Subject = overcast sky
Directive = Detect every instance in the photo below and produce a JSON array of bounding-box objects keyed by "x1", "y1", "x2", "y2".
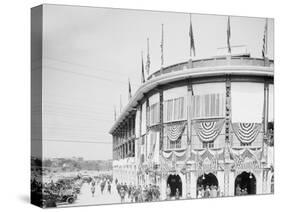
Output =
[{"x1": 42, "y1": 4, "x2": 274, "y2": 160}]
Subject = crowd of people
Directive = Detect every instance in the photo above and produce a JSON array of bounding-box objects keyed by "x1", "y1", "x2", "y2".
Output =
[
  {"x1": 115, "y1": 180, "x2": 161, "y2": 203},
  {"x1": 235, "y1": 185, "x2": 249, "y2": 196},
  {"x1": 90, "y1": 177, "x2": 112, "y2": 197},
  {"x1": 197, "y1": 185, "x2": 221, "y2": 198}
]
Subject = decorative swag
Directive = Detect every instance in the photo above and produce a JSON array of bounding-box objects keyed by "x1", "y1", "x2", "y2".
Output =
[
  {"x1": 162, "y1": 149, "x2": 187, "y2": 161},
  {"x1": 193, "y1": 119, "x2": 225, "y2": 143},
  {"x1": 166, "y1": 122, "x2": 186, "y2": 142},
  {"x1": 232, "y1": 123, "x2": 261, "y2": 144}
]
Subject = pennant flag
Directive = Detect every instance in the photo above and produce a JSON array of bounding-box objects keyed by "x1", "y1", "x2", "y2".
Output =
[
  {"x1": 262, "y1": 18, "x2": 268, "y2": 58},
  {"x1": 114, "y1": 106, "x2": 117, "y2": 121},
  {"x1": 227, "y1": 16, "x2": 231, "y2": 54},
  {"x1": 141, "y1": 51, "x2": 145, "y2": 83},
  {"x1": 128, "y1": 79, "x2": 132, "y2": 100},
  {"x1": 119, "y1": 95, "x2": 123, "y2": 113},
  {"x1": 189, "y1": 15, "x2": 196, "y2": 57},
  {"x1": 146, "y1": 38, "x2": 150, "y2": 76},
  {"x1": 160, "y1": 24, "x2": 164, "y2": 67}
]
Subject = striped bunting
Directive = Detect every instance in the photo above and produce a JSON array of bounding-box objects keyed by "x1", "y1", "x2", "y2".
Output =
[
  {"x1": 232, "y1": 123, "x2": 261, "y2": 144},
  {"x1": 167, "y1": 122, "x2": 186, "y2": 142},
  {"x1": 193, "y1": 119, "x2": 225, "y2": 143}
]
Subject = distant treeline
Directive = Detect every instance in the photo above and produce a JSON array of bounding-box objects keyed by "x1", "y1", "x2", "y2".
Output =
[{"x1": 41, "y1": 158, "x2": 112, "y2": 171}]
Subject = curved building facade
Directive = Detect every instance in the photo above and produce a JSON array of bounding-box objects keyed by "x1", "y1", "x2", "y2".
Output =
[{"x1": 109, "y1": 55, "x2": 274, "y2": 199}]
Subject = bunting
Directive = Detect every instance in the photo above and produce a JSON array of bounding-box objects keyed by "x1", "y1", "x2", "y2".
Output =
[
  {"x1": 193, "y1": 119, "x2": 225, "y2": 143},
  {"x1": 232, "y1": 123, "x2": 261, "y2": 144},
  {"x1": 167, "y1": 122, "x2": 186, "y2": 142}
]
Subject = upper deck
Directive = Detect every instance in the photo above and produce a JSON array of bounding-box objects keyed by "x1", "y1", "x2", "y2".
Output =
[{"x1": 109, "y1": 55, "x2": 274, "y2": 134}]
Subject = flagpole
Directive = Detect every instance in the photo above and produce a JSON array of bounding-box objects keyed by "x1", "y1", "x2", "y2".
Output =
[
  {"x1": 189, "y1": 14, "x2": 192, "y2": 59},
  {"x1": 160, "y1": 24, "x2": 164, "y2": 72}
]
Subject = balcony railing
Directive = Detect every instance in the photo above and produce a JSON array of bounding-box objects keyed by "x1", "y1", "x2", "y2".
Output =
[{"x1": 147, "y1": 56, "x2": 273, "y2": 80}]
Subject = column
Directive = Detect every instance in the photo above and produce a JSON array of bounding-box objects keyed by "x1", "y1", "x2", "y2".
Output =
[
  {"x1": 187, "y1": 81, "x2": 193, "y2": 154},
  {"x1": 224, "y1": 76, "x2": 232, "y2": 196},
  {"x1": 159, "y1": 88, "x2": 164, "y2": 150}
]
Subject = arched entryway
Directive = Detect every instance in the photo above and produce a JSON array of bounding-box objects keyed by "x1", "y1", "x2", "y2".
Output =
[
  {"x1": 235, "y1": 172, "x2": 256, "y2": 195},
  {"x1": 167, "y1": 174, "x2": 182, "y2": 197},
  {"x1": 197, "y1": 173, "x2": 219, "y2": 197},
  {"x1": 270, "y1": 175, "x2": 274, "y2": 193}
]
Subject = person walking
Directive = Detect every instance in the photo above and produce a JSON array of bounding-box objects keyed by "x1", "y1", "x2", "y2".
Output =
[
  {"x1": 91, "y1": 185, "x2": 95, "y2": 197},
  {"x1": 120, "y1": 187, "x2": 126, "y2": 203},
  {"x1": 107, "y1": 182, "x2": 111, "y2": 194},
  {"x1": 175, "y1": 188, "x2": 180, "y2": 200}
]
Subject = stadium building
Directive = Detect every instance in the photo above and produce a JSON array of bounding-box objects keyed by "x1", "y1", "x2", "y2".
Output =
[{"x1": 109, "y1": 22, "x2": 274, "y2": 200}]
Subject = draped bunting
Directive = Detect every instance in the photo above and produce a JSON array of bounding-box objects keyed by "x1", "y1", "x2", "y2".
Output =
[
  {"x1": 232, "y1": 123, "x2": 261, "y2": 144},
  {"x1": 193, "y1": 119, "x2": 225, "y2": 142},
  {"x1": 162, "y1": 150, "x2": 173, "y2": 159},
  {"x1": 167, "y1": 122, "x2": 186, "y2": 142},
  {"x1": 231, "y1": 148, "x2": 261, "y2": 171}
]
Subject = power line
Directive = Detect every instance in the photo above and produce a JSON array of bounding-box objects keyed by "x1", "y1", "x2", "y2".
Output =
[
  {"x1": 42, "y1": 138, "x2": 112, "y2": 144},
  {"x1": 44, "y1": 57, "x2": 131, "y2": 77},
  {"x1": 44, "y1": 65, "x2": 141, "y2": 87},
  {"x1": 43, "y1": 110, "x2": 114, "y2": 123}
]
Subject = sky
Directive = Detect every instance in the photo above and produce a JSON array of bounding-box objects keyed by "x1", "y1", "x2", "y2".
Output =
[{"x1": 41, "y1": 4, "x2": 274, "y2": 160}]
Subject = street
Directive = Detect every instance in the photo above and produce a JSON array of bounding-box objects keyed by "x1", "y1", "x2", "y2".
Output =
[{"x1": 58, "y1": 182, "x2": 128, "y2": 207}]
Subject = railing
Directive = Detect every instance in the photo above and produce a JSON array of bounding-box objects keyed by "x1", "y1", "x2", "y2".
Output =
[{"x1": 147, "y1": 56, "x2": 273, "y2": 80}]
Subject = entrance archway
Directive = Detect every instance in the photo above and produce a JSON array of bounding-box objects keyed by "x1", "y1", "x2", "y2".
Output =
[
  {"x1": 235, "y1": 172, "x2": 256, "y2": 195},
  {"x1": 167, "y1": 174, "x2": 182, "y2": 197},
  {"x1": 197, "y1": 173, "x2": 218, "y2": 197},
  {"x1": 270, "y1": 175, "x2": 274, "y2": 193}
]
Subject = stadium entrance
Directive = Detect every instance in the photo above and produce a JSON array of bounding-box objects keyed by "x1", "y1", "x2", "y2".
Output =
[
  {"x1": 167, "y1": 174, "x2": 182, "y2": 197},
  {"x1": 235, "y1": 172, "x2": 256, "y2": 195},
  {"x1": 197, "y1": 173, "x2": 218, "y2": 196}
]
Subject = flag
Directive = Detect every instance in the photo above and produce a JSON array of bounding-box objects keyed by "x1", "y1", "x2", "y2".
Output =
[
  {"x1": 146, "y1": 38, "x2": 150, "y2": 75},
  {"x1": 227, "y1": 16, "x2": 231, "y2": 54},
  {"x1": 119, "y1": 95, "x2": 122, "y2": 113},
  {"x1": 262, "y1": 18, "x2": 268, "y2": 58},
  {"x1": 128, "y1": 79, "x2": 132, "y2": 100},
  {"x1": 189, "y1": 16, "x2": 196, "y2": 57},
  {"x1": 141, "y1": 51, "x2": 145, "y2": 83},
  {"x1": 160, "y1": 24, "x2": 164, "y2": 67},
  {"x1": 114, "y1": 106, "x2": 117, "y2": 121}
]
